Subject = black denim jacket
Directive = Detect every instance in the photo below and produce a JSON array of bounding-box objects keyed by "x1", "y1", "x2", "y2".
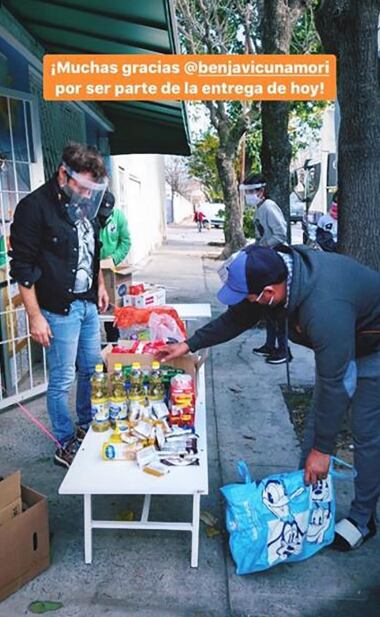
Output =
[{"x1": 9, "y1": 175, "x2": 101, "y2": 315}]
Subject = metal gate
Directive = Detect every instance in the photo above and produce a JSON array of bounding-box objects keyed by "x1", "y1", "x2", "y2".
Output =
[{"x1": 0, "y1": 87, "x2": 47, "y2": 409}]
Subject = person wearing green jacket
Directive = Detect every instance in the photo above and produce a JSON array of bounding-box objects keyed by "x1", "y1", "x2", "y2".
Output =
[
  {"x1": 98, "y1": 190, "x2": 131, "y2": 341},
  {"x1": 99, "y1": 191, "x2": 131, "y2": 266}
]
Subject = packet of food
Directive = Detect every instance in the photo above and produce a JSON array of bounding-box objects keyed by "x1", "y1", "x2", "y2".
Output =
[
  {"x1": 142, "y1": 461, "x2": 170, "y2": 477},
  {"x1": 152, "y1": 402, "x2": 169, "y2": 420},
  {"x1": 136, "y1": 445, "x2": 158, "y2": 468}
]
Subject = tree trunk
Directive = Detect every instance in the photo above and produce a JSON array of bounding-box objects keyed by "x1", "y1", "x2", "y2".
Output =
[
  {"x1": 261, "y1": 102, "x2": 292, "y2": 242},
  {"x1": 216, "y1": 147, "x2": 246, "y2": 257},
  {"x1": 316, "y1": 0, "x2": 380, "y2": 269},
  {"x1": 260, "y1": 0, "x2": 311, "y2": 242}
]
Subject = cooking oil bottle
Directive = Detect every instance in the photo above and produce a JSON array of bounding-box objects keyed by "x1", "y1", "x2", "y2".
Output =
[
  {"x1": 91, "y1": 364, "x2": 110, "y2": 432},
  {"x1": 148, "y1": 361, "x2": 165, "y2": 404},
  {"x1": 109, "y1": 363, "x2": 128, "y2": 430},
  {"x1": 129, "y1": 362, "x2": 145, "y2": 404}
]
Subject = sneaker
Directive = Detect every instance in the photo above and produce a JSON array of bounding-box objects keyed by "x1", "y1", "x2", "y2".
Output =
[
  {"x1": 76, "y1": 426, "x2": 89, "y2": 442},
  {"x1": 252, "y1": 344, "x2": 275, "y2": 357},
  {"x1": 266, "y1": 348, "x2": 293, "y2": 365},
  {"x1": 54, "y1": 436, "x2": 81, "y2": 469}
]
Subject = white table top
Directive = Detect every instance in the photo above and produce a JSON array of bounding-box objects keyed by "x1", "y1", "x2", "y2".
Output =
[
  {"x1": 59, "y1": 364, "x2": 208, "y2": 496},
  {"x1": 99, "y1": 303, "x2": 212, "y2": 322}
]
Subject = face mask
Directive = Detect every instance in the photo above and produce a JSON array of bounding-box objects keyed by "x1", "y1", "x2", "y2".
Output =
[
  {"x1": 98, "y1": 205, "x2": 114, "y2": 220},
  {"x1": 255, "y1": 290, "x2": 274, "y2": 306},
  {"x1": 60, "y1": 163, "x2": 108, "y2": 223},
  {"x1": 245, "y1": 193, "x2": 262, "y2": 208}
]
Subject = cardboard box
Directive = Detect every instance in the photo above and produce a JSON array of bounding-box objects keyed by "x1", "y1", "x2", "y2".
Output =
[
  {"x1": 0, "y1": 470, "x2": 22, "y2": 527},
  {"x1": 0, "y1": 470, "x2": 21, "y2": 511},
  {"x1": 122, "y1": 285, "x2": 166, "y2": 308},
  {"x1": 0, "y1": 498, "x2": 22, "y2": 527},
  {"x1": 0, "y1": 472, "x2": 50, "y2": 602},
  {"x1": 101, "y1": 259, "x2": 134, "y2": 307},
  {"x1": 102, "y1": 341, "x2": 206, "y2": 394}
]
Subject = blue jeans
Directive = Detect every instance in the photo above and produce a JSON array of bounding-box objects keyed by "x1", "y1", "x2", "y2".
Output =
[{"x1": 42, "y1": 300, "x2": 101, "y2": 445}]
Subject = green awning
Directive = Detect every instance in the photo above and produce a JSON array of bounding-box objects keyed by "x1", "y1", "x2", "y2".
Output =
[{"x1": 4, "y1": 0, "x2": 191, "y2": 155}]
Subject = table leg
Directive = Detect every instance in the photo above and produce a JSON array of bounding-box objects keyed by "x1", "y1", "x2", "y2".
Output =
[
  {"x1": 141, "y1": 495, "x2": 151, "y2": 522},
  {"x1": 84, "y1": 494, "x2": 92, "y2": 564},
  {"x1": 191, "y1": 493, "x2": 201, "y2": 568}
]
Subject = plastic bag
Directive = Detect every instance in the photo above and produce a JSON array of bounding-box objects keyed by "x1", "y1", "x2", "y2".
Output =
[
  {"x1": 148, "y1": 312, "x2": 185, "y2": 343},
  {"x1": 114, "y1": 306, "x2": 187, "y2": 340},
  {"x1": 220, "y1": 457, "x2": 355, "y2": 575}
]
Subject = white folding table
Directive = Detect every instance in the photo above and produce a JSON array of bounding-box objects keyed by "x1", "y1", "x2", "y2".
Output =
[{"x1": 59, "y1": 303, "x2": 211, "y2": 567}]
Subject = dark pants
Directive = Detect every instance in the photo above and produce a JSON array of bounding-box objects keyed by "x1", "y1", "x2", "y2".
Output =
[
  {"x1": 300, "y1": 352, "x2": 380, "y2": 533},
  {"x1": 104, "y1": 320, "x2": 119, "y2": 343},
  {"x1": 265, "y1": 314, "x2": 286, "y2": 352}
]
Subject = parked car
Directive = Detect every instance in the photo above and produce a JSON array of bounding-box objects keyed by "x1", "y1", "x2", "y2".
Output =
[{"x1": 201, "y1": 202, "x2": 225, "y2": 228}]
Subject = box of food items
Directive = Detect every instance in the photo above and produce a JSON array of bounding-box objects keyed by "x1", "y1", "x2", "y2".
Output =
[{"x1": 93, "y1": 346, "x2": 206, "y2": 477}]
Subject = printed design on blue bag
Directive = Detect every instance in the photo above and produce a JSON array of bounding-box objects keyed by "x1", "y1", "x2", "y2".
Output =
[
  {"x1": 268, "y1": 520, "x2": 305, "y2": 562},
  {"x1": 306, "y1": 504, "x2": 331, "y2": 544},
  {"x1": 262, "y1": 480, "x2": 304, "y2": 521},
  {"x1": 310, "y1": 477, "x2": 332, "y2": 502}
]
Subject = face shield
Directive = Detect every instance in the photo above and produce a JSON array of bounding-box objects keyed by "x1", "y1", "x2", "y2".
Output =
[
  {"x1": 240, "y1": 181, "x2": 266, "y2": 208},
  {"x1": 61, "y1": 162, "x2": 108, "y2": 223}
]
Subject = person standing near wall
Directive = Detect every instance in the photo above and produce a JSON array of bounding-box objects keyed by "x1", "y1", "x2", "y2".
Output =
[{"x1": 10, "y1": 142, "x2": 109, "y2": 468}]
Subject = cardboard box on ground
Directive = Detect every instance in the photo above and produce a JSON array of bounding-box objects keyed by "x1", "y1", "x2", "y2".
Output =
[{"x1": 0, "y1": 471, "x2": 49, "y2": 602}]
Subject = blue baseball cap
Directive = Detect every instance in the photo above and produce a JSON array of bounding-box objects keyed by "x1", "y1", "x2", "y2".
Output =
[{"x1": 217, "y1": 245, "x2": 288, "y2": 305}]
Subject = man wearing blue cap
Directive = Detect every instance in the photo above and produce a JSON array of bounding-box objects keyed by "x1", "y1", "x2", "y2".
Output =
[{"x1": 156, "y1": 243, "x2": 380, "y2": 553}]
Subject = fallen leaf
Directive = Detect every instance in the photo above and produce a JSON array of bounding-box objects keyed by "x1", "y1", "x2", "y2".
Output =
[
  {"x1": 200, "y1": 511, "x2": 218, "y2": 527},
  {"x1": 28, "y1": 601, "x2": 63, "y2": 614},
  {"x1": 205, "y1": 526, "x2": 221, "y2": 538},
  {"x1": 116, "y1": 510, "x2": 135, "y2": 521}
]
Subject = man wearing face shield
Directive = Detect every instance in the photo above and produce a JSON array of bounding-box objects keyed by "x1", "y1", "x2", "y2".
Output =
[
  {"x1": 155, "y1": 243, "x2": 380, "y2": 552},
  {"x1": 98, "y1": 190, "x2": 131, "y2": 342},
  {"x1": 10, "y1": 142, "x2": 109, "y2": 468},
  {"x1": 242, "y1": 174, "x2": 291, "y2": 365}
]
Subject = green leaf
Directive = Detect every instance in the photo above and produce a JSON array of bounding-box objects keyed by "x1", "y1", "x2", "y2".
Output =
[{"x1": 28, "y1": 601, "x2": 63, "y2": 614}]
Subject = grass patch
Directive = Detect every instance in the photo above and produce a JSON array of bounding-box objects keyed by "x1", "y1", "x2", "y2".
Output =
[{"x1": 281, "y1": 384, "x2": 353, "y2": 464}]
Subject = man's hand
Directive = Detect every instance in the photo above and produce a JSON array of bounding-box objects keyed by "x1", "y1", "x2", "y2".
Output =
[
  {"x1": 154, "y1": 342, "x2": 190, "y2": 362},
  {"x1": 98, "y1": 285, "x2": 109, "y2": 314},
  {"x1": 29, "y1": 313, "x2": 53, "y2": 348},
  {"x1": 304, "y1": 449, "x2": 331, "y2": 486}
]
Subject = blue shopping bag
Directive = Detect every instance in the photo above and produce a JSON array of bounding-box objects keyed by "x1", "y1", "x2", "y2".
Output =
[{"x1": 220, "y1": 457, "x2": 355, "y2": 574}]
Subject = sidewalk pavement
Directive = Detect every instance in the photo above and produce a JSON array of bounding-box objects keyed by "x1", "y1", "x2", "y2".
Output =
[{"x1": 0, "y1": 221, "x2": 379, "y2": 617}]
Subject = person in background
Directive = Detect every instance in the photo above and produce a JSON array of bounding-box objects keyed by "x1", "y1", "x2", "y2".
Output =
[
  {"x1": 193, "y1": 208, "x2": 206, "y2": 232},
  {"x1": 10, "y1": 142, "x2": 109, "y2": 468},
  {"x1": 242, "y1": 174, "x2": 292, "y2": 365},
  {"x1": 99, "y1": 190, "x2": 131, "y2": 342},
  {"x1": 316, "y1": 191, "x2": 338, "y2": 252}
]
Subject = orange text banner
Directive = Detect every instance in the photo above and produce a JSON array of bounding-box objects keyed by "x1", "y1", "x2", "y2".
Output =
[{"x1": 43, "y1": 54, "x2": 336, "y2": 102}]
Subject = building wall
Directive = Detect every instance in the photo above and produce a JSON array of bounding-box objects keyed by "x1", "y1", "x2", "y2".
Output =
[
  {"x1": 165, "y1": 189, "x2": 193, "y2": 224},
  {"x1": 110, "y1": 154, "x2": 166, "y2": 266}
]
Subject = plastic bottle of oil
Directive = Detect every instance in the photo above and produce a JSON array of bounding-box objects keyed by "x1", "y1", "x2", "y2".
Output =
[
  {"x1": 129, "y1": 362, "x2": 145, "y2": 404},
  {"x1": 109, "y1": 363, "x2": 128, "y2": 430},
  {"x1": 91, "y1": 364, "x2": 110, "y2": 432},
  {"x1": 148, "y1": 361, "x2": 165, "y2": 404}
]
